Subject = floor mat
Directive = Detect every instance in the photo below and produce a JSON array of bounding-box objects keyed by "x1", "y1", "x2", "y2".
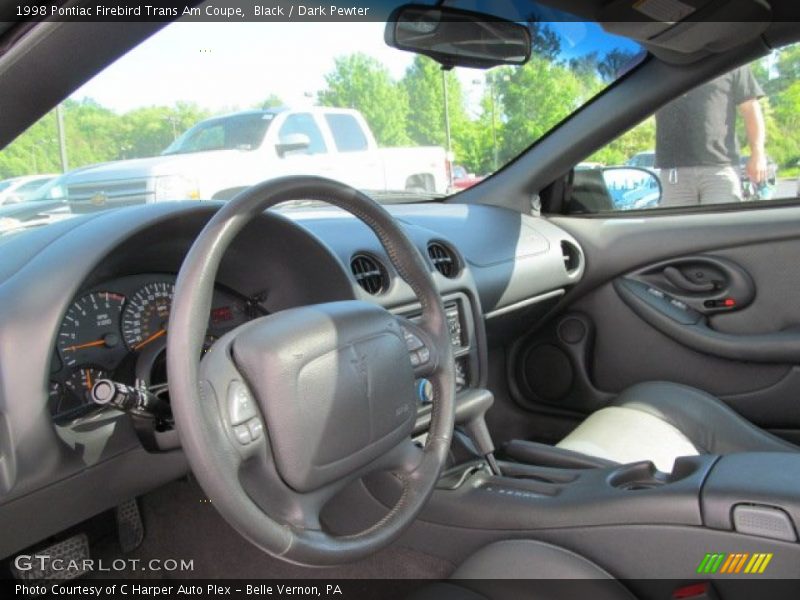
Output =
[{"x1": 89, "y1": 477, "x2": 456, "y2": 580}]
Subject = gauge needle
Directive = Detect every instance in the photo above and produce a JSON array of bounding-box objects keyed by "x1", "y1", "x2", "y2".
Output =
[
  {"x1": 65, "y1": 339, "x2": 106, "y2": 352},
  {"x1": 85, "y1": 369, "x2": 93, "y2": 390},
  {"x1": 134, "y1": 328, "x2": 166, "y2": 351}
]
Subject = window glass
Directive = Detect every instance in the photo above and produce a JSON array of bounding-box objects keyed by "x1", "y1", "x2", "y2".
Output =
[
  {"x1": 278, "y1": 113, "x2": 327, "y2": 155},
  {"x1": 0, "y1": 10, "x2": 643, "y2": 237},
  {"x1": 572, "y1": 42, "x2": 800, "y2": 213},
  {"x1": 325, "y1": 114, "x2": 369, "y2": 152}
]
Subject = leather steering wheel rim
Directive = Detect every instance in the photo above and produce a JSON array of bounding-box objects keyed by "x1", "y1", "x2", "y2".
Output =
[{"x1": 167, "y1": 176, "x2": 456, "y2": 565}]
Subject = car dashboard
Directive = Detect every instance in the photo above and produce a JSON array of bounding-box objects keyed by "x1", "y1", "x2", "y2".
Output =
[
  {"x1": 50, "y1": 274, "x2": 257, "y2": 423},
  {"x1": 0, "y1": 198, "x2": 584, "y2": 558}
]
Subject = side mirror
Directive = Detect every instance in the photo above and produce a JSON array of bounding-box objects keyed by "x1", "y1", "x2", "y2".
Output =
[
  {"x1": 385, "y1": 4, "x2": 531, "y2": 69},
  {"x1": 276, "y1": 133, "x2": 311, "y2": 157},
  {"x1": 5, "y1": 194, "x2": 23, "y2": 205},
  {"x1": 602, "y1": 167, "x2": 662, "y2": 210}
]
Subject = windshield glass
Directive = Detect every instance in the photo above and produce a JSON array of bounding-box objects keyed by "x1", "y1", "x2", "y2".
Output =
[
  {"x1": 0, "y1": 4, "x2": 643, "y2": 236},
  {"x1": 162, "y1": 112, "x2": 276, "y2": 155}
]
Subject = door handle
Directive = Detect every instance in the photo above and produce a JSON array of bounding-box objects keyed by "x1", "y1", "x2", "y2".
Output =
[{"x1": 663, "y1": 266, "x2": 716, "y2": 294}]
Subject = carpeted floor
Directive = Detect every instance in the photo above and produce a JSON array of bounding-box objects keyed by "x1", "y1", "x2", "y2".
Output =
[{"x1": 89, "y1": 477, "x2": 456, "y2": 580}]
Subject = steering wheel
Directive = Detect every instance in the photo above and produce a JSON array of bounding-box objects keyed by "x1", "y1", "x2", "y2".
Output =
[{"x1": 167, "y1": 176, "x2": 456, "y2": 565}]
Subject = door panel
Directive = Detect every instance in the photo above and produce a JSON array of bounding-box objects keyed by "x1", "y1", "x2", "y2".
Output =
[{"x1": 512, "y1": 208, "x2": 800, "y2": 438}]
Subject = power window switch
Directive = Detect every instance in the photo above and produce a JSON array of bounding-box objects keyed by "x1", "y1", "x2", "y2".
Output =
[
  {"x1": 247, "y1": 419, "x2": 264, "y2": 442},
  {"x1": 232, "y1": 425, "x2": 251, "y2": 445}
]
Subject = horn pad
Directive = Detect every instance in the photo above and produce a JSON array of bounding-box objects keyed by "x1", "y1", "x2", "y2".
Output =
[{"x1": 232, "y1": 301, "x2": 416, "y2": 493}]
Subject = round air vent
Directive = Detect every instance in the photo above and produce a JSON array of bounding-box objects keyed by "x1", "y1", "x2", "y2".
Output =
[
  {"x1": 427, "y1": 242, "x2": 459, "y2": 278},
  {"x1": 350, "y1": 254, "x2": 388, "y2": 295},
  {"x1": 560, "y1": 241, "x2": 582, "y2": 274}
]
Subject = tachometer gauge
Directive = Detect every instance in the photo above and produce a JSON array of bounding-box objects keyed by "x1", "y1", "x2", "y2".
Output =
[
  {"x1": 122, "y1": 282, "x2": 175, "y2": 351},
  {"x1": 48, "y1": 381, "x2": 65, "y2": 415},
  {"x1": 63, "y1": 366, "x2": 108, "y2": 413},
  {"x1": 57, "y1": 292, "x2": 125, "y2": 367}
]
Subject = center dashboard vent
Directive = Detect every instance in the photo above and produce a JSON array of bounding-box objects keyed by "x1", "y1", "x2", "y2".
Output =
[
  {"x1": 427, "y1": 242, "x2": 459, "y2": 278},
  {"x1": 350, "y1": 254, "x2": 388, "y2": 295}
]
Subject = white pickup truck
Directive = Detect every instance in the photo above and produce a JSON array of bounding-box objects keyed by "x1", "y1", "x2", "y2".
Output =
[{"x1": 65, "y1": 107, "x2": 450, "y2": 211}]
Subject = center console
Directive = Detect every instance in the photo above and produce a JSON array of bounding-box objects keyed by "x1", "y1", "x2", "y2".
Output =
[
  {"x1": 377, "y1": 292, "x2": 800, "y2": 581},
  {"x1": 395, "y1": 291, "x2": 488, "y2": 435}
]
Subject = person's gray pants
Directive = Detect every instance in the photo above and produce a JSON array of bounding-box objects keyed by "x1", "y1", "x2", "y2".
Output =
[{"x1": 660, "y1": 166, "x2": 742, "y2": 207}]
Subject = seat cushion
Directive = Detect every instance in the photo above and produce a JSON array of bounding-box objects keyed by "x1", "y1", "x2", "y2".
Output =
[
  {"x1": 557, "y1": 406, "x2": 698, "y2": 472},
  {"x1": 557, "y1": 381, "x2": 797, "y2": 472},
  {"x1": 408, "y1": 540, "x2": 637, "y2": 600}
]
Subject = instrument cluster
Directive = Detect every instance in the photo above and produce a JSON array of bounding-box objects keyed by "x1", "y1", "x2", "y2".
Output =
[{"x1": 49, "y1": 274, "x2": 255, "y2": 421}]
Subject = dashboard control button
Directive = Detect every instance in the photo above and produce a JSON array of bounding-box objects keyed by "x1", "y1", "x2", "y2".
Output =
[
  {"x1": 233, "y1": 424, "x2": 251, "y2": 445},
  {"x1": 227, "y1": 380, "x2": 257, "y2": 426},
  {"x1": 417, "y1": 346, "x2": 431, "y2": 364},
  {"x1": 247, "y1": 418, "x2": 264, "y2": 442},
  {"x1": 409, "y1": 351, "x2": 422, "y2": 367},
  {"x1": 402, "y1": 327, "x2": 424, "y2": 351},
  {"x1": 669, "y1": 298, "x2": 688, "y2": 311},
  {"x1": 416, "y1": 378, "x2": 434, "y2": 405}
]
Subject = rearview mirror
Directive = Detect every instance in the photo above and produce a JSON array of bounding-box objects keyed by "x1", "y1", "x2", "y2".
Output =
[
  {"x1": 385, "y1": 4, "x2": 531, "y2": 69},
  {"x1": 602, "y1": 167, "x2": 662, "y2": 211},
  {"x1": 276, "y1": 133, "x2": 311, "y2": 157}
]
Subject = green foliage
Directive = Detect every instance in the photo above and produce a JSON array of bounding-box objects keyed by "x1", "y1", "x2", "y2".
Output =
[
  {"x1": 401, "y1": 55, "x2": 467, "y2": 149},
  {"x1": 588, "y1": 118, "x2": 655, "y2": 165},
  {"x1": 495, "y1": 58, "x2": 590, "y2": 164},
  {"x1": 257, "y1": 94, "x2": 284, "y2": 110},
  {"x1": 318, "y1": 53, "x2": 410, "y2": 146},
  {"x1": 0, "y1": 100, "x2": 211, "y2": 179}
]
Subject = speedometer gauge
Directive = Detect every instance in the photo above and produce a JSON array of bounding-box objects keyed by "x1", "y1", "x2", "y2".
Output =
[
  {"x1": 57, "y1": 292, "x2": 125, "y2": 367},
  {"x1": 122, "y1": 281, "x2": 175, "y2": 351}
]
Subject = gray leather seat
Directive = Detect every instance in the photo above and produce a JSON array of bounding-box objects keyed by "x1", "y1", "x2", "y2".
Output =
[
  {"x1": 556, "y1": 381, "x2": 798, "y2": 472},
  {"x1": 411, "y1": 540, "x2": 636, "y2": 600}
]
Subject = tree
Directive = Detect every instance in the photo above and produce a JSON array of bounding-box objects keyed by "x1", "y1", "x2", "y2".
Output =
[
  {"x1": 597, "y1": 49, "x2": 640, "y2": 82},
  {"x1": 588, "y1": 117, "x2": 655, "y2": 165},
  {"x1": 495, "y1": 57, "x2": 586, "y2": 163},
  {"x1": 401, "y1": 55, "x2": 479, "y2": 170},
  {"x1": 257, "y1": 94, "x2": 284, "y2": 110},
  {"x1": 118, "y1": 102, "x2": 210, "y2": 158},
  {"x1": 530, "y1": 23, "x2": 562, "y2": 60},
  {"x1": 318, "y1": 53, "x2": 410, "y2": 146}
]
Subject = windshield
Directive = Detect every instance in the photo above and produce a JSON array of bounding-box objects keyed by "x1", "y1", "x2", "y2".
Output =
[{"x1": 0, "y1": 5, "x2": 643, "y2": 236}]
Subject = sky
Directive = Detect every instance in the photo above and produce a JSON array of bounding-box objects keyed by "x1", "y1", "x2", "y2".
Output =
[
  {"x1": 70, "y1": 20, "x2": 640, "y2": 115},
  {"x1": 71, "y1": 22, "x2": 462, "y2": 112}
]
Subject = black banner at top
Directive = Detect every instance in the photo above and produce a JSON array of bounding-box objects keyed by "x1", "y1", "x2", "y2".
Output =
[{"x1": 3, "y1": 0, "x2": 799, "y2": 23}]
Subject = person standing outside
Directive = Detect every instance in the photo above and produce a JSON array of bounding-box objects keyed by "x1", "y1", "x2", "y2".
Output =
[{"x1": 655, "y1": 65, "x2": 767, "y2": 206}]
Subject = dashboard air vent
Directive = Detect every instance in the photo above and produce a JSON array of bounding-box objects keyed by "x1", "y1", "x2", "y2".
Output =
[
  {"x1": 350, "y1": 254, "x2": 388, "y2": 295},
  {"x1": 428, "y1": 242, "x2": 459, "y2": 278},
  {"x1": 561, "y1": 241, "x2": 581, "y2": 274}
]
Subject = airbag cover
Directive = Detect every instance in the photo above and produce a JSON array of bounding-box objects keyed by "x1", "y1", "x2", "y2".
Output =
[{"x1": 232, "y1": 301, "x2": 416, "y2": 492}]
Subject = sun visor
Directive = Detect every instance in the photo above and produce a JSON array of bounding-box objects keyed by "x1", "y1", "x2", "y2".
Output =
[{"x1": 600, "y1": 0, "x2": 771, "y2": 60}]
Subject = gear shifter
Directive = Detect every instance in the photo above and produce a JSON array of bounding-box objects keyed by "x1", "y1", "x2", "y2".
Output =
[{"x1": 455, "y1": 388, "x2": 502, "y2": 476}]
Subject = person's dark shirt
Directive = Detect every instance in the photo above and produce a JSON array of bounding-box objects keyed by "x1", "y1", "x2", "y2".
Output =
[{"x1": 655, "y1": 66, "x2": 764, "y2": 169}]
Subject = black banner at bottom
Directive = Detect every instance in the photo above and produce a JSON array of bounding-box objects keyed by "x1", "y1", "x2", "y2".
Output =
[{"x1": 5, "y1": 579, "x2": 800, "y2": 600}]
